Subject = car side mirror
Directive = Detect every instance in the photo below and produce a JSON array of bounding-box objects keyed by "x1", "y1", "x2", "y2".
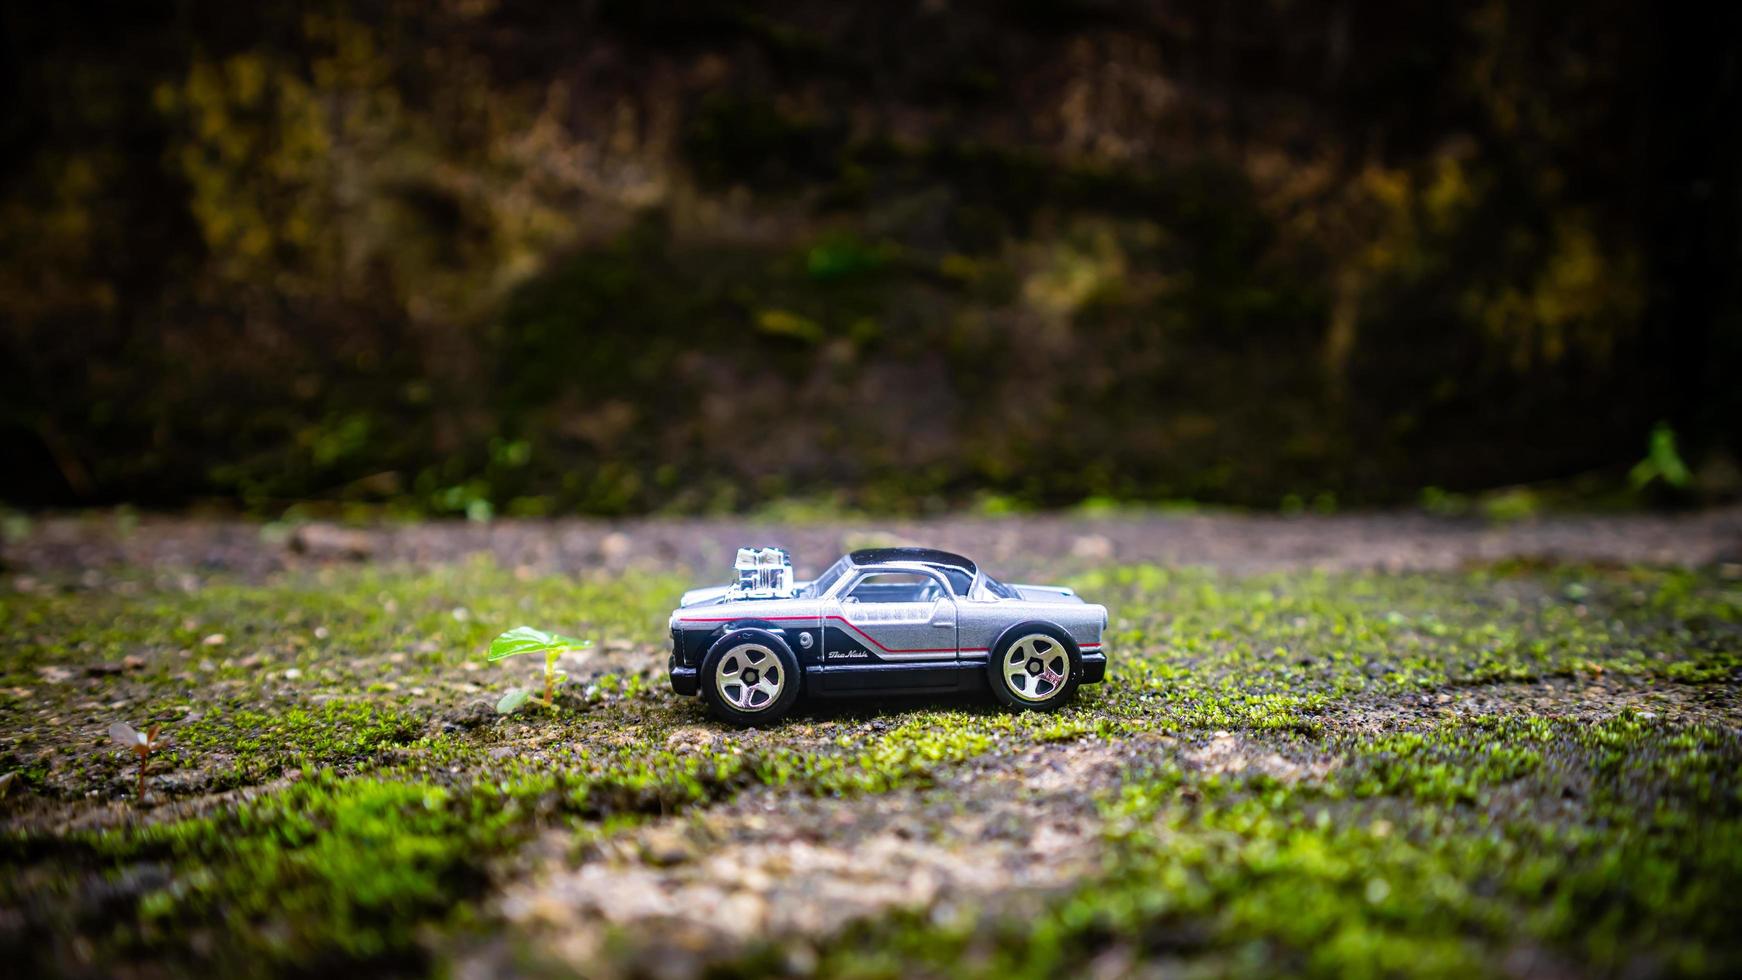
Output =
[{"x1": 842, "y1": 595, "x2": 859, "y2": 604}]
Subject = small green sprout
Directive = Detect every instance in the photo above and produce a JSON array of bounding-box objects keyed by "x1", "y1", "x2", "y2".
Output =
[
  {"x1": 1629, "y1": 420, "x2": 1691, "y2": 490},
  {"x1": 108, "y1": 721, "x2": 166, "y2": 802},
  {"x1": 488, "y1": 626, "x2": 592, "y2": 714}
]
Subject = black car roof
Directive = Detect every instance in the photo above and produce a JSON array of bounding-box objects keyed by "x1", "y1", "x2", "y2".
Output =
[{"x1": 848, "y1": 547, "x2": 977, "y2": 575}]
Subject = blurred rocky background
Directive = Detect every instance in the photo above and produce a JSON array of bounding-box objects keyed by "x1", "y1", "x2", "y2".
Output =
[{"x1": 3, "y1": 1, "x2": 1737, "y2": 517}]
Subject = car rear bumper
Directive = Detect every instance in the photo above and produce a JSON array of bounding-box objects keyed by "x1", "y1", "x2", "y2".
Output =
[{"x1": 1080, "y1": 651, "x2": 1107, "y2": 684}]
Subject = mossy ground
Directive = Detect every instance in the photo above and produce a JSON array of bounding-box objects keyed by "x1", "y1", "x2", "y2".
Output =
[{"x1": 1, "y1": 535, "x2": 1738, "y2": 977}]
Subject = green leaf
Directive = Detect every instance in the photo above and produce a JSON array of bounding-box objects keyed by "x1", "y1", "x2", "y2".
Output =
[
  {"x1": 496, "y1": 688, "x2": 532, "y2": 714},
  {"x1": 488, "y1": 626, "x2": 589, "y2": 661}
]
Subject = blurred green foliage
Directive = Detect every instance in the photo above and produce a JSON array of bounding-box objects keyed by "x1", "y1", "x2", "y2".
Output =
[{"x1": 0, "y1": 1, "x2": 1736, "y2": 513}]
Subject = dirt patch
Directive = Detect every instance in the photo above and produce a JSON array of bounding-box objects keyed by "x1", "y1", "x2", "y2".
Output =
[
  {"x1": 468, "y1": 739, "x2": 1131, "y2": 975},
  {"x1": 1183, "y1": 731, "x2": 1339, "y2": 783},
  {"x1": 8, "y1": 509, "x2": 1742, "y2": 583},
  {"x1": 1328, "y1": 675, "x2": 1742, "y2": 735}
]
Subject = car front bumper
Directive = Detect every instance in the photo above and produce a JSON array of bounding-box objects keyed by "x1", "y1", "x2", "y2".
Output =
[{"x1": 668, "y1": 655, "x2": 700, "y2": 696}]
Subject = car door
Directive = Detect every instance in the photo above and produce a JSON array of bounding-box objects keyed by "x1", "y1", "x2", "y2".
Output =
[{"x1": 823, "y1": 568, "x2": 959, "y2": 666}]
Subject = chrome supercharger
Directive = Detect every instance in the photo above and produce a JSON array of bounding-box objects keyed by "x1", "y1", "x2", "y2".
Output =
[{"x1": 730, "y1": 546, "x2": 797, "y2": 599}]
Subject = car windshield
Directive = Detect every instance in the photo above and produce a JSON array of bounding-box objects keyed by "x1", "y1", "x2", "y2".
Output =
[
  {"x1": 974, "y1": 573, "x2": 1017, "y2": 600},
  {"x1": 805, "y1": 555, "x2": 1013, "y2": 600},
  {"x1": 804, "y1": 555, "x2": 853, "y2": 597}
]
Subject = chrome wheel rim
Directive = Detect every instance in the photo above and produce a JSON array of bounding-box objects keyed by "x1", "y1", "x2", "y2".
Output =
[
  {"x1": 715, "y1": 643, "x2": 784, "y2": 711},
  {"x1": 1003, "y1": 634, "x2": 1069, "y2": 702}
]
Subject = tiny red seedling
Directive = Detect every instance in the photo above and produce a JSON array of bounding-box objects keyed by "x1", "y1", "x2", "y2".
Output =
[{"x1": 108, "y1": 722, "x2": 166, "y2": 802}]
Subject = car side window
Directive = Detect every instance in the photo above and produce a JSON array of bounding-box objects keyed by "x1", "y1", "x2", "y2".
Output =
[
  {"x1": 844, "y1": 572, "x2": 945, "y2": 603},
  {"x1": 938, "y1": 567, "x2": 972, "y2": 595}
]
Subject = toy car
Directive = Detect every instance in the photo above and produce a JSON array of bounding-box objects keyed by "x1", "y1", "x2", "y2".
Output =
[{"x1": 667, "y1": 546, "x2": 1109, "y2": 725}]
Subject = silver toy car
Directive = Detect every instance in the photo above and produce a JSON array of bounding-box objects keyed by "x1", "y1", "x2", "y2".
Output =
[{"x1": 667, "y1": 546, "x2": 1109, "y2": 725}]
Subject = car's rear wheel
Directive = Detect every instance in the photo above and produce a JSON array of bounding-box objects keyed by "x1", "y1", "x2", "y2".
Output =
[
  {"x1": 988, "y1": 623, "x2": 1081, "y2": 711},
  {"x1": 700, "y1": 628, "x2": 802, "y2": 726}
]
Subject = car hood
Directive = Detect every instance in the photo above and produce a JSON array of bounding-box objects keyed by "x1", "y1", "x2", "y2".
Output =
[
  {"x1": 678, "y1": 582, "x2": 816, "y2": 607},
  {"x1": 678, "y1": 584, "x2": 732, "y2": 607}
]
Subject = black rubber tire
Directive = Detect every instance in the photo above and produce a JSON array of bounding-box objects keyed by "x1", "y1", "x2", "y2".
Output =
[
  {"x1": 699, "y1": 628, "x2": 803, "y2": 726},
  {"x1": 987, "y1": 622, "x2": 1083, "y2": 712}
]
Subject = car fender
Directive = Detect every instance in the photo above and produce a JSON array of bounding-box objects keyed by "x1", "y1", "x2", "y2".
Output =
[{"x1": 988, "y1": 618, "x2": 1083, "y2": 660}]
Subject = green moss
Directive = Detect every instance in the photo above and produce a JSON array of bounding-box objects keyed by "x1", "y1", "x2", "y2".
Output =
[
  {"x1": 101, "y1": 772, "x2": 497, "y2": 970},
  {"x1": 1348, "y1": 718, "x2": 1549, "y2": 804},
  {"x1": 27, "y1": 708, "x2": 1037, "y2": 971},
  {"x1": 806, "y1": 711, "x2": 1742, "y2": 978},
  {"x1": 2, "y1": 558, "x2": 1738, "y2": 975},
  {"x1": 1062, "y1": 562, "x2": 1741, "y2": 721},
  {"x1": 169, "y1": 701, "x2": 425, "y2": 786}
]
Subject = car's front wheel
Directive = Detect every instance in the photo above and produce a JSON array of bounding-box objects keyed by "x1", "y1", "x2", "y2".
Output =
[
  {"x1": 700, "y1": 628, "x2": 802, "y2": 726},
  {"x1": 988, "y1": 623, "x2": 1082, "y2": 711}
]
